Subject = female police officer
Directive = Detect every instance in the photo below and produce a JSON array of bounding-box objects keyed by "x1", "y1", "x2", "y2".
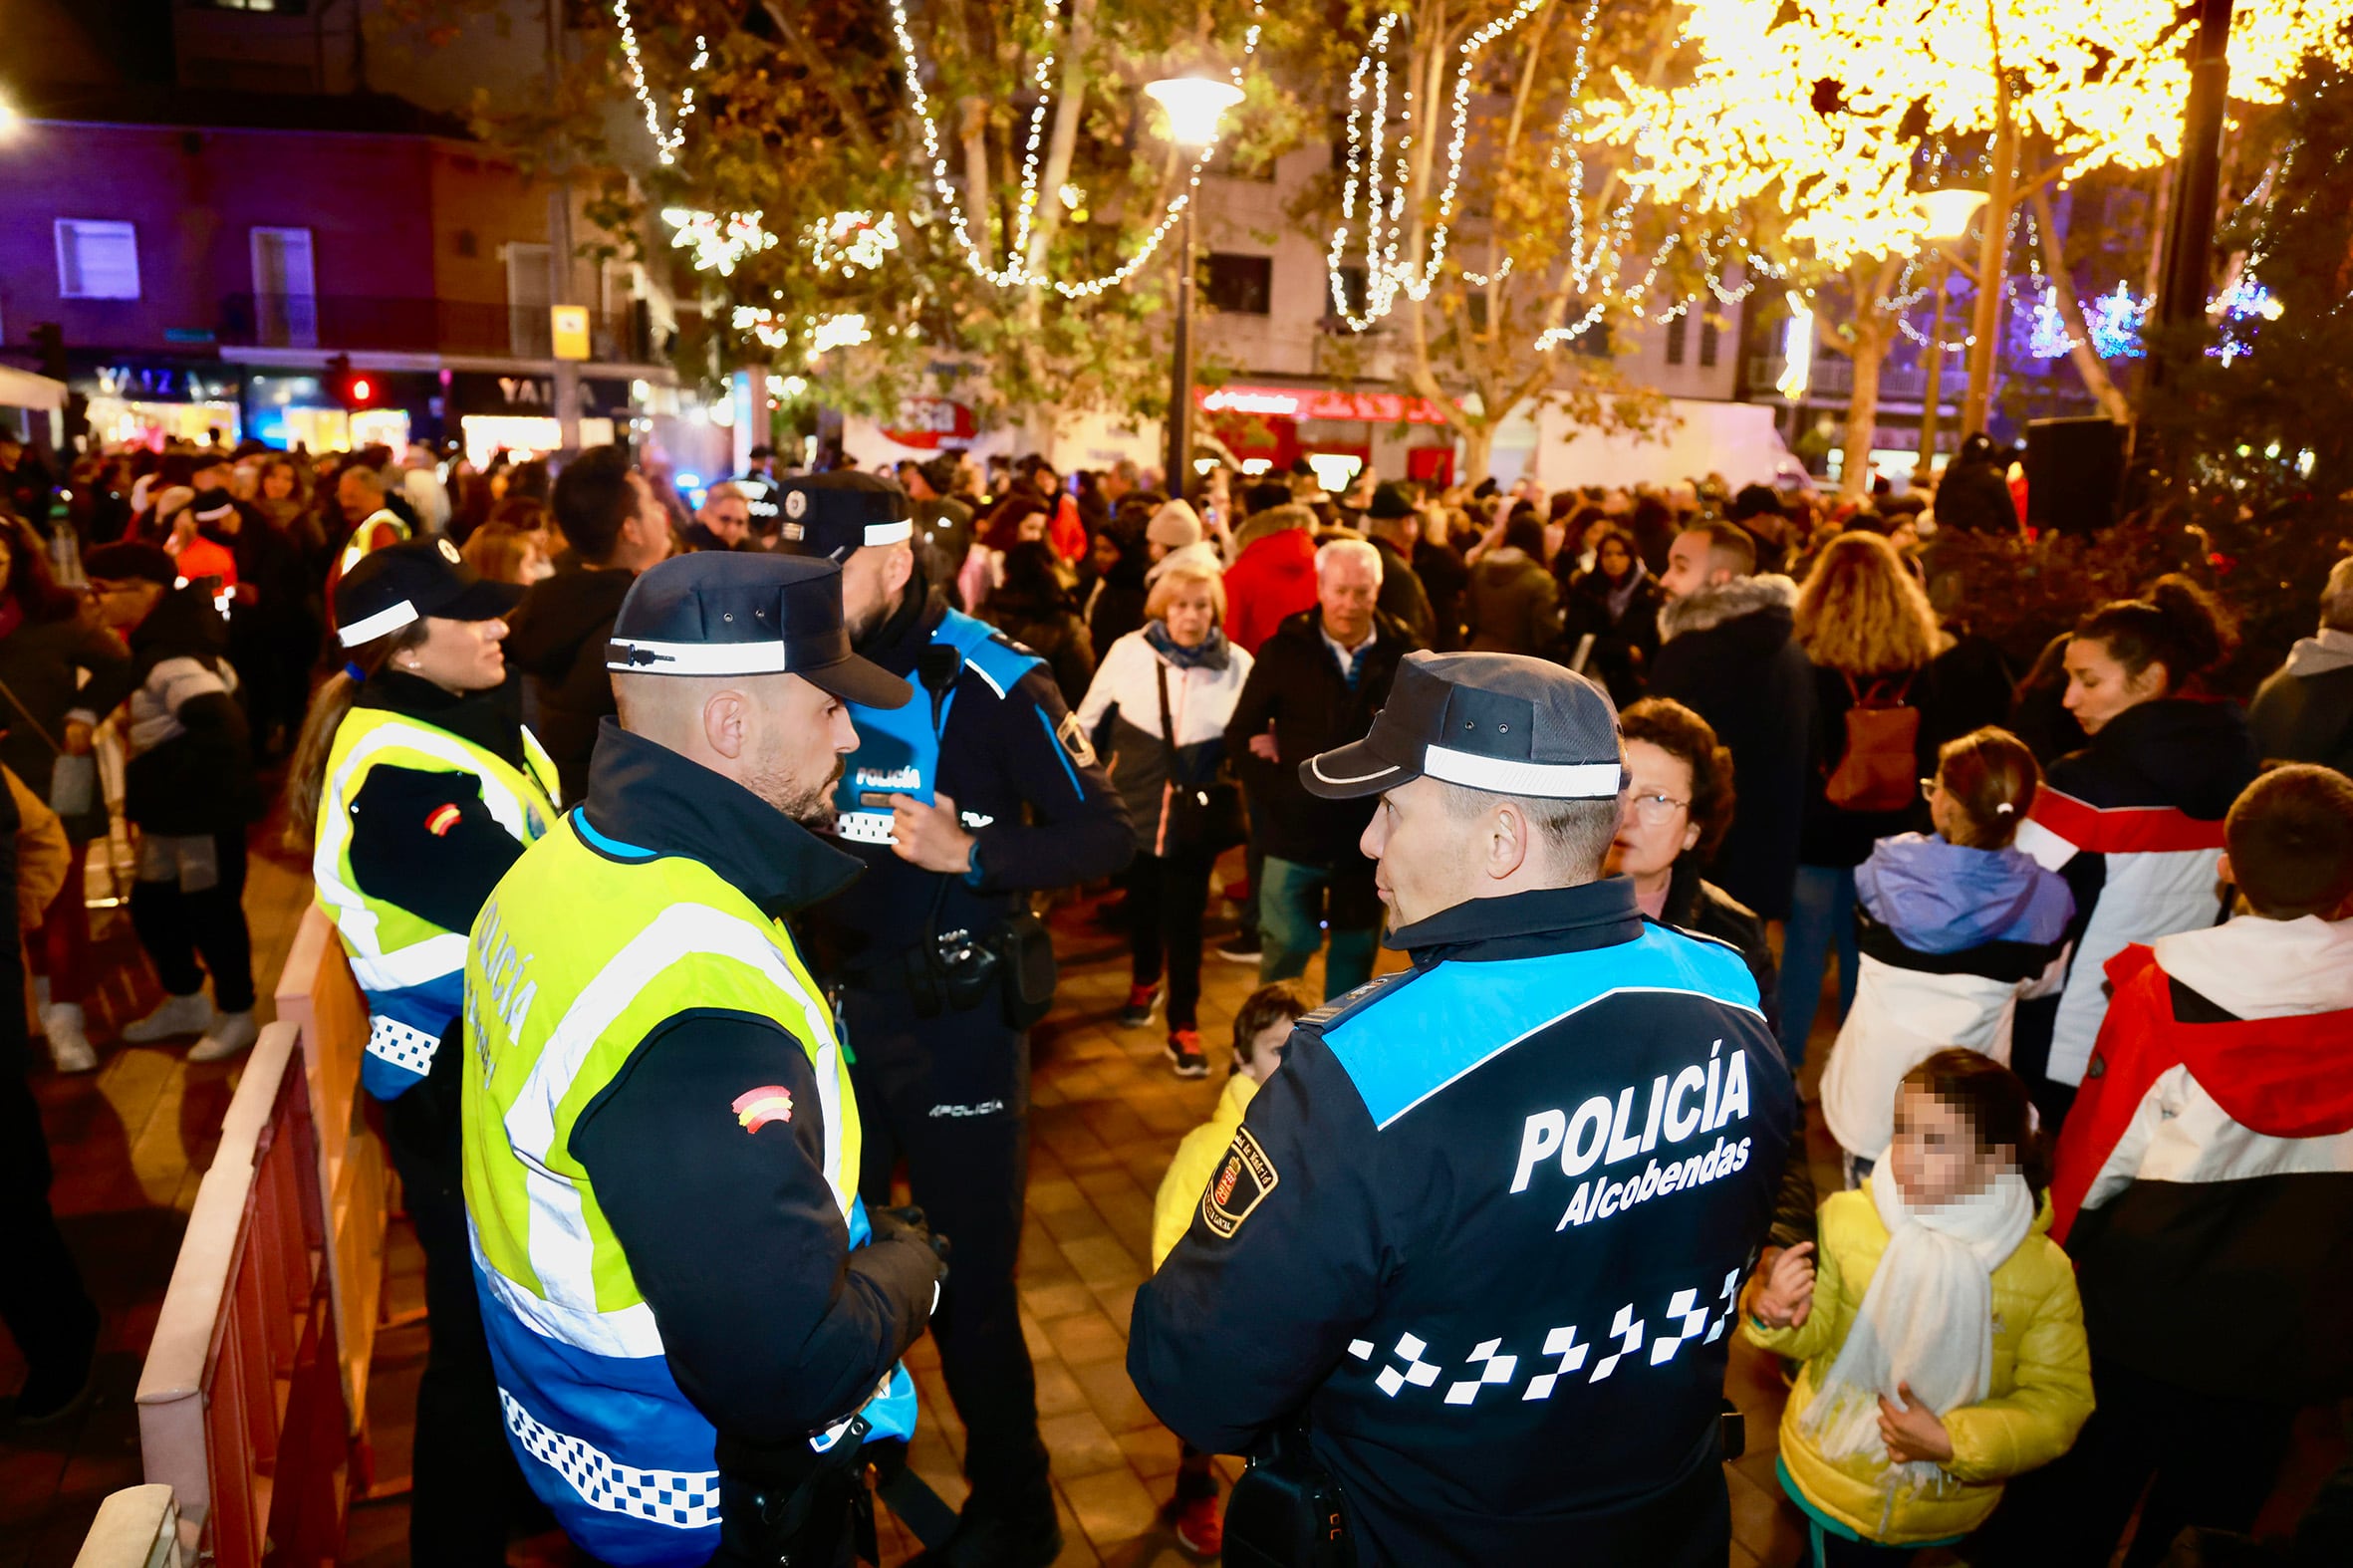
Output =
[
  {"x1": 1130, "y1": 652, "x2": 1797, "y2": 1567},
  {"x1": 288, "y1": 537, "x2": 558, "y2": 1564}
]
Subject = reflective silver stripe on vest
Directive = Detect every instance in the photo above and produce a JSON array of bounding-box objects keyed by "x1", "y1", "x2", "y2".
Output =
[
  {"x1": 470, "y1": 1218, "x2": 663, "y2": 1360},
  {"x1": 367, "y1": 1014, "x2": 438, "y2": 1077},
  {"x1": 502, "y1": 904, "x2": 849, "y2": 1357},
  {"x1": 833, "y1": 809, "x2": 897, "y2": 847},
  {"x1": 499, "y1": 1389, "x2": 720, "y2": 1531}
]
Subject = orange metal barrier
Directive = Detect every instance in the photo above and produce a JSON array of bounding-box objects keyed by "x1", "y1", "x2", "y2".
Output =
[
  {"x1": 133, "y1": 1023, "x2": 348, "y2": 1567},
  {"x1": 273, "y1": 905, "x2": 391, "y2": 1447}
]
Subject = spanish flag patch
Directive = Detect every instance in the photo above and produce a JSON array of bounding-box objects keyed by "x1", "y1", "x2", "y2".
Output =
[
  {"x1": 423, "y1": 804, "x2": 463, "y2": 837},
  {"x1": 732, "y1": 1085, "x2": 794, "y2": 1134}
]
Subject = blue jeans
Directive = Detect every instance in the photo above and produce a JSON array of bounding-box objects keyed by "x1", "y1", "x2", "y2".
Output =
[
  {"x1": 1257, "y1": 856, "x2": 1379, "y2": 1003},
  {"x1": 1777, "y1": 864, "x2": 1858, "y2": 1071}
]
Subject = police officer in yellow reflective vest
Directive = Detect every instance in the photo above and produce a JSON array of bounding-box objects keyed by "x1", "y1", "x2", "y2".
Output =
[
  {"x1": 294, "y1": 536, "x2": 556, "y2": 1565},
  {"x1": 461, "y1": 552, "x2": 948, "y2": 1568}
]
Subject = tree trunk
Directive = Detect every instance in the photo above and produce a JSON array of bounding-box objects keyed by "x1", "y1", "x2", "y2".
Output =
[
  {"x1": 1020, "y1": 0, "x2": 1094, "y2": 282},
  {"x1": 1839, "y1": 258, "x2": 1903, "y2": 501},
  {"x1": 1457, "y1": 419, "x2": 1494, "y2": 488},
  {"x1": 2028, "y1": 183, "x2": 2133, "y2": 423},
  {"x1": 959, "y1": 98, "x2": 995, "y2": 257},
  {"x1": 1961, "y1": 0, "x2": 2015, "y2": 436}
]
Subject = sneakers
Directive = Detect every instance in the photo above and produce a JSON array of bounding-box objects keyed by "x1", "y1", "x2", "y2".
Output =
[
  {"x1": 1167, "y1": 1029, "x2": 1208, "y2": 1079},
  {"x1": 1212, "y1": 933, "x2": 1262, "y2": 965},
  {"x1": 1171, "y1": 1491, "x2": 1222, "y2": 1555},
  {"x1": 188, "y1": 1009, "x2": 258, "y2": 1064},
  {"x1": 42, "y1": 1003, "x2": 96, "y2": 1074},
  {"x1": 122, "y1": 991, "x2": 215, "y2": 1044},
  {"x1": 1118, "y1": 983, "x2": 1162, "y2": 1029}
]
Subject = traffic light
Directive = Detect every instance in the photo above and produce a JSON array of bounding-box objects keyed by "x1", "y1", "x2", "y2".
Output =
[{"x1": 327, "y1": 354, "x2": 376, "y2": 410}]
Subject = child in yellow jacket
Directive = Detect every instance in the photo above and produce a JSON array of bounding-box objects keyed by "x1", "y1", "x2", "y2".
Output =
[
  {"x1": 1744, "y1": 1049, "x2": 2094, "y2": 1564},
  {"x1": 1148, "y1": 981, "x2": 1306, "y2": 1555}
]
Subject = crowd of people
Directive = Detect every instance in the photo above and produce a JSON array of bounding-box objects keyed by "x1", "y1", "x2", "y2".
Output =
[{"x1": 1, "y1": 411, "x2": 2349, "y2": 1568}]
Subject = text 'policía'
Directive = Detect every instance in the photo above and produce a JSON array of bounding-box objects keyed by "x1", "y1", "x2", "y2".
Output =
[{"x1": 1508, "y1": 1038, "x2": 1755, "y2": 1231}]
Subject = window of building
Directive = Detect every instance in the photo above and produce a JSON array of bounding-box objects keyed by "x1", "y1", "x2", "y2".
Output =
[
  {"x1": 1200, "y1": 253, "x2": 1273, "y2": 315},
  {"x1": 250, "y1": 227, "x2": 317, "y2": 348},
  {"x1": 1666, "y1": 315, "x2": 1689, "y2": 366},
  {"x1": 1699, "y1": 318, "x2": 1721, "y2": 368},
  {"x1": 505, "y1": 241, "x2": 554, "y2": 357},
  {"x1": 1327, "y1": 265, "x2": 1370, "y2": 323},
  {"x1": 56, "y1": 220, "x2": 141, "y2": 300}
]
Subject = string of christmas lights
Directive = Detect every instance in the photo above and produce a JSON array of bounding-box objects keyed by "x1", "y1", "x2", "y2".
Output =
[
  {"x1": 612, "y1": 0, "x2": 705, "y2": 166},
  {"x1": 881, "y1": 0, "x2": 1266, "y2": 296}
]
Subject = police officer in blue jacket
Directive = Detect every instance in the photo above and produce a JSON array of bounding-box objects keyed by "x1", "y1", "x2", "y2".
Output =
[
  {"x1": 1129, "y1": 652, "x2": 1796, "y2": 1567},
  {"x1": 778, "y1": 472, "x2": 1133, "y2": 1566}
]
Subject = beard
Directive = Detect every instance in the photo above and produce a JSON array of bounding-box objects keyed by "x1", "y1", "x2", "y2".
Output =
[{"x1": 748, "y1": 753, "x2": 847, "y2": 825}]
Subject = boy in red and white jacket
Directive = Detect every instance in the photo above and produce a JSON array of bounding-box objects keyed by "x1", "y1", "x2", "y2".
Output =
[{"x1": 2000, "y1": 764, "x2": 2353, "y2": 1568}]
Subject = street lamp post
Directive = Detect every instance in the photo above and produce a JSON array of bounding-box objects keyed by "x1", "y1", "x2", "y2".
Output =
[{"x1": 1147, "y1": 77, "x2": 1242, "y2": 497}]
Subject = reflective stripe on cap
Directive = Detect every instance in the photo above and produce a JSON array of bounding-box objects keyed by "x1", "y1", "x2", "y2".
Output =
[
  {"x1": 1422, "y1": 743, "x2": 1622, "y2": 798},
  {"x1": 864, "y1": 519, "x2": 914, "y2": 547},
  {"x1": 606, "y1": 637, "x2": 789, "y2": 675},
  {"x1": 339, "y1": 598, "x2": 419, "y2": 648}
]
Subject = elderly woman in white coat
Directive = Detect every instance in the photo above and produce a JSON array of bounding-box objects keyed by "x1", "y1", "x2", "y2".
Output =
[{"x1": 1075, "y1": 557, "x2": 1252, "y2": 1078}]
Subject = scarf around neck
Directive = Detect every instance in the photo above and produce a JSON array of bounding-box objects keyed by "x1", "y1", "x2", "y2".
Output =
[
  {"x1": 1144, "y1": 619, "x2": 1229, "y2": 670},
  {"x1": 1801, "y1": 1167, "x2": 2034, "y2": 1508},
  {"x1": 1603, "y1": 558, "x2": 1650, "y2": 622}
]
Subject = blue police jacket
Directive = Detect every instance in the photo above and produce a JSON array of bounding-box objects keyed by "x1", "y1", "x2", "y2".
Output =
[
  {"x1": 1128, "y1": 878, "x2": 1796, "y2": 1567},
  {"x1": 814, "y1": 581, "x2": 1131, "y2": 970}
]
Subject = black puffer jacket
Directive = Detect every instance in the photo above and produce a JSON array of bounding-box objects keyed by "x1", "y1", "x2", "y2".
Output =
[
  {"x1": 121, "y1": 585, "x2": 261, "y2": 835},
  {"x1": 1650, "y1": 576, "x2": 1814, "y2": 920},
  {"x1": 1561, "y1": 565, "x2": 1667, "y2": 708},
  {"x1": 504, "y1": 563, "x2": 636, "y2": 807}
]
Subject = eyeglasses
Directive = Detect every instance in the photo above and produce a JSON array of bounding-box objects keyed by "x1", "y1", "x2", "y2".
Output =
[
  {"x1": 1920, "y1": 776, "x2": 1942, "y2": 800},
  {"x1": 1628, "y1": 791, "x2": 1691, "y2": 825}
]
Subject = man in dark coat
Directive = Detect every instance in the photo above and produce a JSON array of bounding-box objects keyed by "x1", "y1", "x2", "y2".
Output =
[
  {"x1": 1934, "y1": 431, "x2": 2022, "y2": 535},
  {"x1": 503, "y1": 446, "x2": 674, "y2": 805},
  {"x1": 2248, "y1": 557, "x2": 2353, "y2": 774},
  {"x1": 1363, "y1": 482, "x2": 1435, "y2": 650},
  {"x1": 1223, "y1": 538, "x2": 1413, "y2": 1001},
  {"x1": 1648, "y1": 522, "x2": 1813, "y2": 921}
]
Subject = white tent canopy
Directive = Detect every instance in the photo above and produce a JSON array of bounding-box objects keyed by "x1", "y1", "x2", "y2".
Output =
[{"x1": 0, "y1": 365, "x2": 67, "y2": 411}]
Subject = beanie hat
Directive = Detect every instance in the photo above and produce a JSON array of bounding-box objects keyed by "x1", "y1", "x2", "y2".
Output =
[
  {"x1": 1147, "y1": 499, "x2": 1204, "y2": 550},
  {"x1": 918, "y1": 454, "x2": 960, "y2": 494},
  {"x1": 1367, "y1": 481, "x2": 1416, "y2": 521}
]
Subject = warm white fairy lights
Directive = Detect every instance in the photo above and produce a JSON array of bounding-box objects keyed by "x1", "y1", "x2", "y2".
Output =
[
  {"x1": 726, "y1": 309, "x2": 875, "y2": 363},
  {"x1": 881, "y1": 0, "x2": 1265, "y2": 296},
  {"x1": 613, "y1": 0, "x2": 705, "y2": 166},
  {"x1": 662, "y1": 208, "x2": 779, "y2": 276},
  {"x1": 1330, "y1": 0, "x2": 1761, "y2": 355},
  {"x1": 808, "y1": 211, "x2": 900, "y2": 277}
]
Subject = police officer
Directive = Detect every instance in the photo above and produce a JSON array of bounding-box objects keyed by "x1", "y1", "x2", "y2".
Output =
[
  {"x1": 295, "y1": 538, "x2": 558, "y2": 1564},
  {"x1": 1128, "y1": 653, "x2": 1796, "y2": 1566},
  {"x1": 461, "y1": 552, "x2": 946, "y2": 1568},
  {"x1": 775, "y1": 472, "x2": 1133, "y2": 1566}
]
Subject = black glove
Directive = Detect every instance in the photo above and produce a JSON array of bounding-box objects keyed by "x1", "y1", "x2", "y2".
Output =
[{"x1": 870, "y1": 1204, "x2": 952, "y2": 1283}]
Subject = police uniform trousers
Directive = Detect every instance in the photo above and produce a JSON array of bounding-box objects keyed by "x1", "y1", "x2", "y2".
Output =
[
  {"x1": 845, "y1": 984, "x2": 1049, "y2": 1507},
  {"x1": 384, "y1": 1029, "x2": 544, "y2": 1565}
]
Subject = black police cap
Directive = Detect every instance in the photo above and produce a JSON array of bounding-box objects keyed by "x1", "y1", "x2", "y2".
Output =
[
  {"x1": 335, "y1": 536, "x2": 521, "y2": 649},
  {"x1": 770, "y1": 471, "x2": 915, "y2": 562},
  {"x1": 605, "y1": 551, "x2": 911, "y2": 708},
  {"x1": 1300, "y1": 652, "x2": 1625, "y2": 801}
]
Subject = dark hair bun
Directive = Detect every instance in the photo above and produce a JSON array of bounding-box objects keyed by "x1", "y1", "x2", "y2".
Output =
[{"x1": 2145, "y1": 574, "x2": 2229, "y2": 676}]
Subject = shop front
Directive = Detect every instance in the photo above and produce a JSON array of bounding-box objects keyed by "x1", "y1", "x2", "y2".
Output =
[
  {"x1": 243, "y1": 372, "x2": 418, "y2": 453},
  {"x1": 79, "y1": 362, "x2": 245, "y2": 448},
  {"x1": 1195, "y1": 384, "x2": 1453, "y2": 487},
  {"x1": 448, "y1": 373, "x2": 639, "y2": 465}
]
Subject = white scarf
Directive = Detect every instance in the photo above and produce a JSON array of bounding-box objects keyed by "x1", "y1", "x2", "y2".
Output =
[{"x1": 1801, "y1": 1162, "x2": 2034, "y2": 1502}]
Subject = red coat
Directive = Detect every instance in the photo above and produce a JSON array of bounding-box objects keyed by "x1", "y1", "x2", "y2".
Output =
[{"x1": 1222, "y1": 528, "x2": 1319, "y2": 656}]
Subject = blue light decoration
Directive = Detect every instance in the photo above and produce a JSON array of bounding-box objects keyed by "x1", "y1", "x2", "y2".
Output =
[
  {"x1": 2086, "y1": 283, "x2": 2149, "y2": 360},
  {"x1": 2210, "y1": 277, "x2": 2282, "y2": 366},
  {"x1": 2027, "y1": 285, "x2": 2075, "y2": 360}
]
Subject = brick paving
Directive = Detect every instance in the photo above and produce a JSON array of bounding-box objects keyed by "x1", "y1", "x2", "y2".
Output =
[{"x1": 10, "y1": 846, "x2": 2346, "y2": 1567}]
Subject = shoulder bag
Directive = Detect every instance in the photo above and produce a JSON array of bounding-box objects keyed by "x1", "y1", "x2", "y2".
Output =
[{"x1": 1155, "y1": 658, "x2": 1246, "y2": 855}]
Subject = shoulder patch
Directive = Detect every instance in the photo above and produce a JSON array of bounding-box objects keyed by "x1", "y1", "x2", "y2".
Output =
[
  {"x1": 1200, "y1": 1127, "x2": 1279, "y2": 1237},
  {"x1": 932, "y1": 609, "x2": 1045, "y2": 699},
  {"x1": 1300, "y1": 966, "x2": 1425, "y2": 1033},
  {"x1": 1055, "y1": 710, "x2": 1098, "y2": 769},
  {"x1": 732, "y1": 1084, "x2": 794, "y2": 1134}
]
